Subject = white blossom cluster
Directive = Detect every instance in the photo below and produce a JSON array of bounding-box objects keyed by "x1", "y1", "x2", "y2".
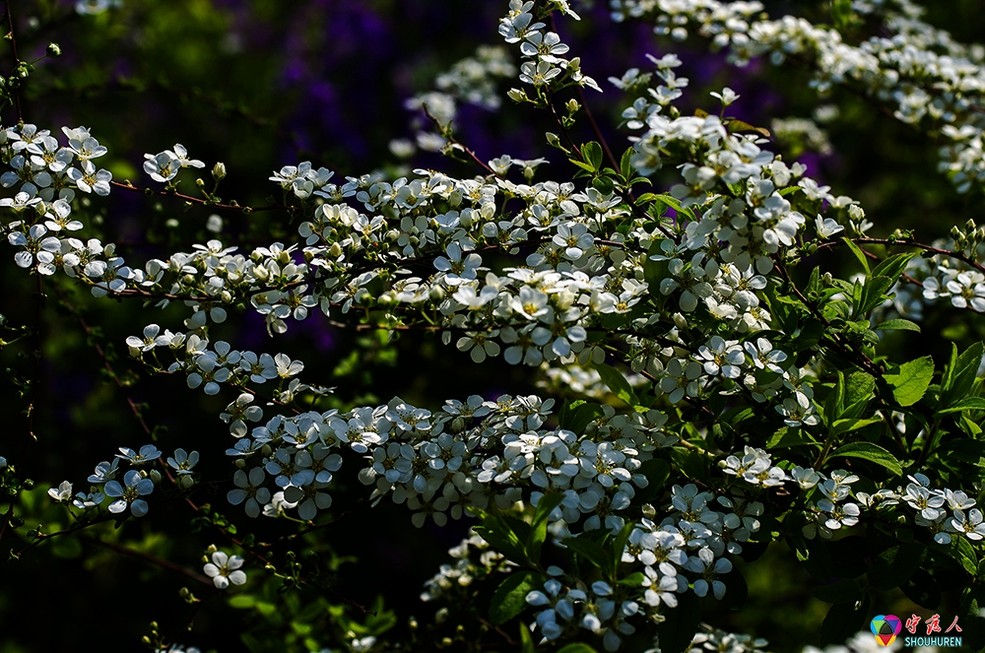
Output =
[
  {"x1": 917, "y1": 256, "x2": 985, "y2": 314},
  {"x1": 880, "y1": 234, "x2": 985, "y2": 319},
  {"x1": 48, "y1": 444, "x2": 199, "y2": 517},
  {"x1": 609, "y1": 0, "x2": 985, "y2": 194},
  {"x1": 6, "y1": 0, "x2": 984, "y2": 650},
  {"x1": 420, "y1": 529, "x2": 514, "y2": 603},
  {"x1": 435, "y1": 45, "x2": 517, "y2": 111},
  {"x1": 721, "y1": 446, "x2": 984, "y2": 543},
  {"x1": 537, "y1": 357, "x2": 648, "y2": 399},
  {"x1": 500, "y1": 0, "x2": 601, "y2": 95}
]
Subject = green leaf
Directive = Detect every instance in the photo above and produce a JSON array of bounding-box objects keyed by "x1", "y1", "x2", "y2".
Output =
[
  {"x1": 825, "y1": 371, "x2": 847, "y2": 422},
  {"x1": 942, "y1": 342, "x2": 984, "y2": 407},
  {"x1": 871, "y1": 252, "x2": 917, "y2": 282},
  {"x1": 609, "y1": 522, "x2": 636, "y2": 577},
  {"x1": 841, "y1": 237, "x2": 870, "y2": 275},
  {"x1": 563, "y1": 532, "x2": 609, "y2": 570},
  {"x1": 558, "y1": 644, "x2": 600, "y2": 653},
  {"x1": 636, "y1": 192, "x2": 693, "y2": 219},
  {"x1": 595, "y1": 363, "x2": 639, "y2": 406},
  {"x1": 620, "y1": 146, "x2": 634, "y2": 181},
  {"x1": 830, "y1": 417, "x2": 881, "y2": 437},
  {"x1": 842, "y1": 372, "x2": 875, "y2": 419},
  {"x1": 938, "y1": 397, "x2": 985, "y2": 414},
  {"x1": 582, "y1": 141, "x2": 603, "y2": 172},
  {"x1": 670, "y1": 445, "x2": 709, "y2": 480},
  {"x1": 569, "y1": 159, "x2": 597, "y2": 174},
  {"x1": 490, "y1": 571, "x2": 539, "y2": 625},
  {"x1": 845, "y1": 371, "x2": 875, "y2": 404},
  {"x1": 948, "y1": 537, "x2": 979, "y2": 576},
  {"x1": 884, "y1": 356, "x2": 934, "y2": 407},
  {"x1": 874, "y1": 318, "x2": 921, "y2": 333},
  {"x1": 472, "y1": 512, "x2": 529, "y2": 564},
  {"x1": 562, "y1": 401, "x2": 604, "y2": 434},
  {"x1": 766, "y1": 426, "x2": 817, "y2": 449},
  {"x1": 830, "y1": 442, "x2": 903, "y2": 475},
  {"x1": 519, "y1": 622, "x2": 536, "y2": 653},
  {"x1": 528, "y1": 493, "x2": 564, "y2": 560},
  {"x1": 855, "y1": 275, "x2": 895, "y2": 318}
]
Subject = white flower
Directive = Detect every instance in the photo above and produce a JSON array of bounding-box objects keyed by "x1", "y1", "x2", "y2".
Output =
[
  {"x1": 48, "y1": 480, "x2": 73, "y2": 502},
  {"x1": 203, "y1": 550, "x2": 247, "y2": 589},
  {"x1": 143, "y1": 151, "x2": 180, "y2": 183},
  {"x1": 814, "y1": 215, "x2": 844, "y2": 238},
  {"x1": 228, "y1": 467, "x2": 271, "y2": 518},
  {"x1": 104, "y1": 470, "x2": 154, "y2": 517}
]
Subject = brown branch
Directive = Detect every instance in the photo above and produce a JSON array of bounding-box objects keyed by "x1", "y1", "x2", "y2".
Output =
[
  {"x1": 4, "y1": 0, "x2": 22, "y2": 122},
  {"x1": 110, "y1": 180, "x2": 286, "y2": 215}
]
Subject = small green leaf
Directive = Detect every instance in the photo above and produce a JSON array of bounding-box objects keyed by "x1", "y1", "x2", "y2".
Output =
[
  {"x1": 636, "y1": 192, "x2": 693, "y2": 219},
  {"x1": 830, "y1": 442, "x2": 903, "y2": 476},
  {"x1": 490, "y1": 571, "x2": 539, "y2": 625},
  {"x1": 569, "y1": 159, "x2": 597, "y2": 174},
  {"x1": 825, "y1": 371, "x2": 847, "y2": 422},
  {"x1": 884, "y1": 356, "x2": 934, "y2": 407},
  {"x1": 830, "y1": 417, "x2": 881, "y2": 437},
  {"x1": 841, "y1": 237, "x2": 870, "y2": 275},
  {"x1": 528, "y1": 493, "x2": 564, "y2": 560},
  {"x1": 582, "y1": 141, "x2": 603, "y2": 171},
  {"x1": 875, "y1": 318, "x2": 921, "y2": 333}
]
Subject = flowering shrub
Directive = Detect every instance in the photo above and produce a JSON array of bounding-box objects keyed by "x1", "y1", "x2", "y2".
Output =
[{"x1": 1, "y1": 0, "x2": 984, "y2": 651}]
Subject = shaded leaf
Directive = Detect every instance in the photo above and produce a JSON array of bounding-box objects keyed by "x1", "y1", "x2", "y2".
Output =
[
  {"x1": 831, "y1": 442, "x2": 903, "y2": 475},
  {"x1": 490, "y1": 571, "x2": 539, "y2": 626}
]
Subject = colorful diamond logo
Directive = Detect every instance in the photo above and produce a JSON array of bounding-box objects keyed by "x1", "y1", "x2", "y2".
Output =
[{"x1": 870, "y1": 614, "x2": 903, "y2": 646}]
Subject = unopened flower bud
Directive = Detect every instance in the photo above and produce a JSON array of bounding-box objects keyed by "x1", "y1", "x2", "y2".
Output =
[
  {"x1": 47, "y1": 43, "x2": 61, "y2": 57},
  {"x1": 212, "y1": 162, "x2": 226, "y2": 181}
]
